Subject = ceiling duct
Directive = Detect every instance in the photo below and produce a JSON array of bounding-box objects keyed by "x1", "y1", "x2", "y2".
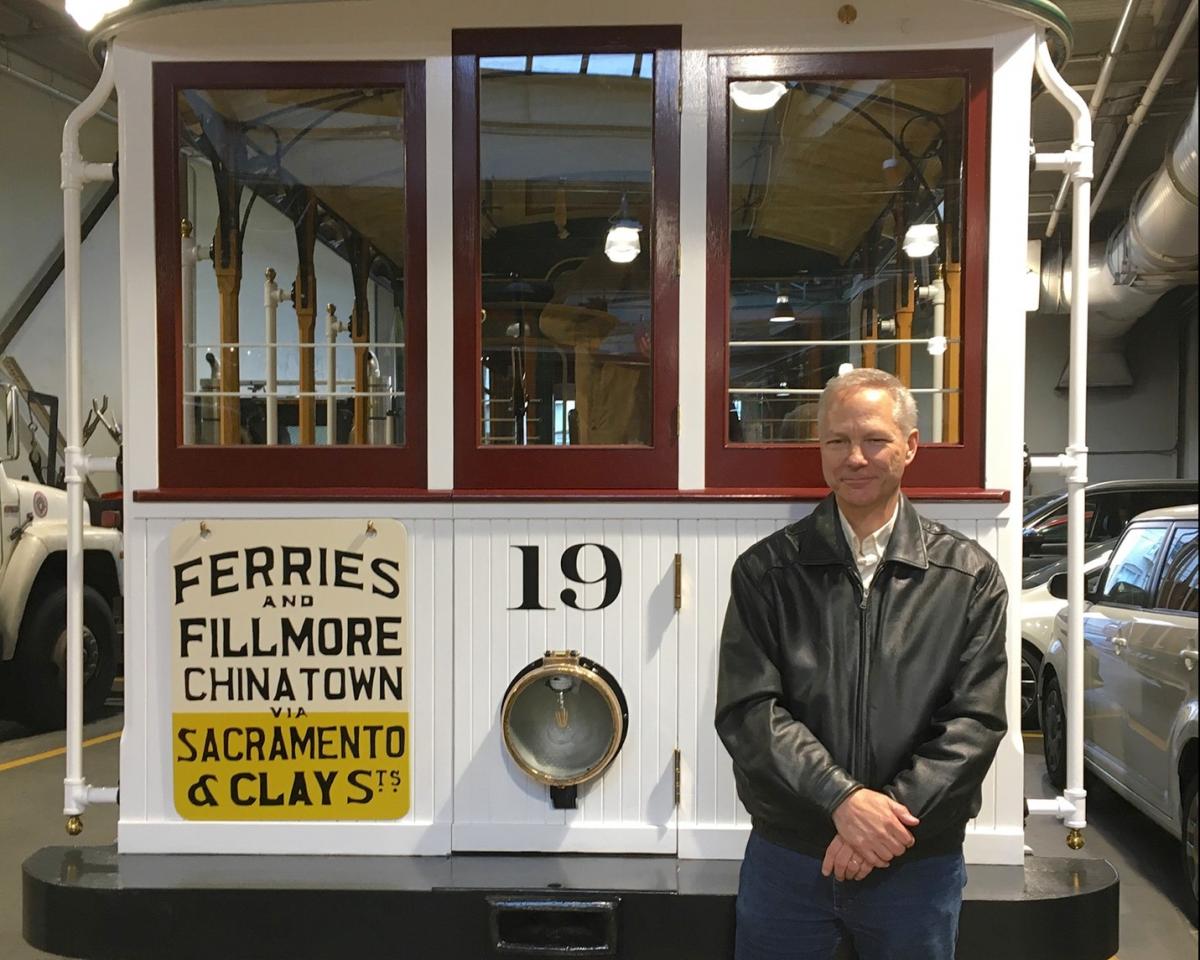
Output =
[{"x1": 1038, "y1": 92, "x2": 1198, "y2": 387}]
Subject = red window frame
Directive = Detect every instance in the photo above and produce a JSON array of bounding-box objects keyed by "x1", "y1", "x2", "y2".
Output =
[
  {"x1": 152, "y1": 60, "x2": 428, "y2": 493},
  {"x1": 705, "y1": 51, "x2": 992, "y2": 491},
  {"x1": 451, "y1": 26, "x2": 681, "y2": 491}
]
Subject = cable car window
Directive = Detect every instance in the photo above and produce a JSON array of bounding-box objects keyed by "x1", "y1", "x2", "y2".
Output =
[
  {"x1": 453, "y1": 28, "x2": 680, "y2": 490},
  {"x1": 179, "y1": 87, "x2": 406, "y2": 447},
  {"x1": 478, "y1": 53, "x2": 653, "y2": 448},
  {"x1": 706, "y1": 52, "x2": 990, "y2": 490},
  {"x1": 154, "y1": 62, "x2": 427, "y2": 492}
]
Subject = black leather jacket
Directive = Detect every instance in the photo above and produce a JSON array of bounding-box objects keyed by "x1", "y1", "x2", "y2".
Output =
[{"x1": 715, "y1": 494, "x2": 1008, "y2": 859}]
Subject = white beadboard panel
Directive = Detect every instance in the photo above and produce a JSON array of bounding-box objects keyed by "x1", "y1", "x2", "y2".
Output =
[
  {"x1": 119, "y1": 823, "x2": 452, "y2": 856},
  {"x1": 679, "y1": 515, "x2": 804, "y2": 857},
  {"x1": 679, "y1": 511, "x2": 1021, "y2": 863},
  {"x1": 679, "y1": 825, "x2": 750, "y2": 861},
  {"x1": 117, "y1": 513, "x2": 451, "y2": 855},
  {"x1": 962, "y1": 826, "x2": 1026, "y2": 865},
  {"x1": 452, "y1": 519, "x2": 678, "y2": 853},
  {"x1": 117, "y1": 518, "x2": 150, "y2": 821},
  {"x1": 453, "y1": 823, "x2": 674, "y2": 854}
]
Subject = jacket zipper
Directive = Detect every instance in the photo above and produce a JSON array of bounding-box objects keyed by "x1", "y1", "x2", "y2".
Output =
[
  {"x1": 857, "y1": 582, "x2": 870, "y2": 785},
  {"x1": 849, "y1": 566, "x2": 869, "y2": 781},
  {"x1": 851, "y1": 563, "x2": 885, "y2": 785}
]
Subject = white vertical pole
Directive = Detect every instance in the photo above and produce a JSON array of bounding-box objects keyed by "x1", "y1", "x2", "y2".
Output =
[
  {"x1": 326, "y1": 304, "x2": 342, "y2": 445},
  {"x1": 61, "y1": 49, "x2": 117, "y2": 821},
  {"x1": 1026, "y1": 36, "x2": 1093, "y2": 838}
]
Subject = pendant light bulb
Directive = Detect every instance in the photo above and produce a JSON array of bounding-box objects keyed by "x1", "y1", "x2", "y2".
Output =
[
  {"x1": 770, "y1": 290, "x2": 794, "y2": 323},
  {"x1": 605, "y1": 194, "x2": 642, "y2": 264},
  {"x1": 902, "y1": 223, "x2": 939, "y2": 259}
]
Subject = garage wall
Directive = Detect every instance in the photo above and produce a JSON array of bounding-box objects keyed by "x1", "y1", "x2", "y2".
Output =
[
  {"x1": 1024, "y1": 304, "x2": 1193, "y2": 496},
  {"x1": 0, "y1": 65, "x2": 123, "y2": 494}
]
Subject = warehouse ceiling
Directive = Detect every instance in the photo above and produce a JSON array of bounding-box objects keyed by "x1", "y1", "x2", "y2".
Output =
[{"x1": 3, "y1": 0, "x2": 1197, "y2": 255}]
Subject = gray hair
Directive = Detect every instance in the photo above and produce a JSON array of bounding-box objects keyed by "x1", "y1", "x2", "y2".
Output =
[{"x1": 817, "y1": 368, "x2": 919, "y2": 435}]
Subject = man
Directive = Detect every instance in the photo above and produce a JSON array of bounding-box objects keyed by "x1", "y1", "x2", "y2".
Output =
[{"x1": 715, "y1": 368, "x2": 1007, "y2": 960}]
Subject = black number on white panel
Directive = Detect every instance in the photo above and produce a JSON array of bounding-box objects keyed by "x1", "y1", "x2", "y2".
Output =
[{"x1": 508, "y1": 543, "x2": 623, "y2": 611}]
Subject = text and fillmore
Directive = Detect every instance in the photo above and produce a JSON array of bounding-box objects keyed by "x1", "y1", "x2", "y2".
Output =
[{"x1": 170, "y1": 520, "x2": 410, "y2": 821}]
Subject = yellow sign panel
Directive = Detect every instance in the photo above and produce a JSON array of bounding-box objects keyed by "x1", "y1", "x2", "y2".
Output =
[
  {"x1": 170, "y1": 519, "x2": 410, "y2": 821},
  {"x1": 173, "y1": 712, "x2": 410, "y2": 820}
]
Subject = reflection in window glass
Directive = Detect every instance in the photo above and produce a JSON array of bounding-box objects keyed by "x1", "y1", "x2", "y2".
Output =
[
  {"x1": 478, "y1": 53, "x2": 654, "y2": 446},
  {"x1": 1033, "y1": 500, "x2": 1097, "y2": 544},
  {"x1": 178, "y1": 87, "x2": 406, "y2": 446},
  {"x1": 1157, "y1": 528, "x2": 1198, "y2": 612},
  {"x1": 531, "y1": 54, "x2": 583, "y2": 74},
  {"x1": 1101, "y1": 526, "x2": 1169, "y2": 606},
  {"x1": 726, "y1": 78, "x2": 965, "y2": 445}
]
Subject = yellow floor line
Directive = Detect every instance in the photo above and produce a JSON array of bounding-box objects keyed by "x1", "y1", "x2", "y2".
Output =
[{"x1": 0, "y1": 730, "x2": 122, "y2": 773}]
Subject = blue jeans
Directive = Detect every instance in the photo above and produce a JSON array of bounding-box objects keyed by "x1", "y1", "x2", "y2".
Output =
[{"x1": 735, "y1": 831, "x2": 967, "y2": 960}]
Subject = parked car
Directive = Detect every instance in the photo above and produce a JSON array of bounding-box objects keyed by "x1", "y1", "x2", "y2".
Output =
[
  {"x1": 1038, "y1": 504, "x2": 1198, "y2": 908},
  {"x1": 1022, "y1": 479, "x2": 1197, "y2": 574},
  {"x1": 1018, "y1": 538, "x2": 1116, "y2": 729}
]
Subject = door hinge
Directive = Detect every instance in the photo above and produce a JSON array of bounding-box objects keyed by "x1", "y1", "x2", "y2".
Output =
[
  {"x1": 671, "y1": 405, "x2": 680, "y2": 442},
  {"x1": 674, "y1": 553, "x2": 683, "y2": 611},
  {"x1": 673, "y1": 748, "x2": 681, "y2": 806}
]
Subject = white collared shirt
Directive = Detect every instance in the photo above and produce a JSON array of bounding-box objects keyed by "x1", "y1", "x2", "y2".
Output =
[{"x1": 837, "y1": 501, "x2": 900, "y2": 594}]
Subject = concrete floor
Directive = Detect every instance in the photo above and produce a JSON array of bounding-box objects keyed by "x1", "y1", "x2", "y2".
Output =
[{"x1": 1, "y1": 708, "x2": 1196, "y2": 959}]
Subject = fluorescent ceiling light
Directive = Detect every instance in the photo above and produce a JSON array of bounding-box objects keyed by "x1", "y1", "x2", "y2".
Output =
[
  {"x1": 66, "y1": 0, "x2": 130, "y2": 30},
  {"x1": 730, "y1": 80, "x2": 788, "y2": 112},
  {"x1": 902, "y1": 223, "x2": 939, "y2": 259}
]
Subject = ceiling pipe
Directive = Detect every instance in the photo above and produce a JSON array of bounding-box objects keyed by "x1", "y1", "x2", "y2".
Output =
[
  {"x1": 1089, "y1": 0, "x2": 1198, "y2": 218},
  {"x1": 1039, "y1": 90, "x2": 1197, "y2": 385},
  {"x1": 1044, "y1": 0, "x2": 1143, "y2": 239}
]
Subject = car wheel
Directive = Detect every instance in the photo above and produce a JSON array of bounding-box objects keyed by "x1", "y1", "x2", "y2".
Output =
[
  {"x1": 1020, "y1": 646, "x2": 1041, "y2": 730},
  {"x1": 1184, "y1": 775, "x2": 1198, "y2": 918},
  {"x1": 16, "y1": 585, "x2": 117, "y2": 731},
  {"x1": 1041, "y1": 675, "x2": 1067, "y2": 790}
]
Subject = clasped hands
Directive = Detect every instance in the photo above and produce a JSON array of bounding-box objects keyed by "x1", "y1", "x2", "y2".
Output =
[{"x1": 822, "y1": 788, "x2": 919, "y2": 882}]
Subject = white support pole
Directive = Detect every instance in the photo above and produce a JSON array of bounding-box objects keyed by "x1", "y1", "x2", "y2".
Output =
[
  {"x1": 61, "y1": 48, "x2": 118, "y2": 822},
  {"x1": 916, "y1": 277, "x2": 946, "y2": 443},
  {"x1": 181, "y1": 220, "x2": 208, "y2": 445},
  {"x1": 325, "y1": 304, "x2": 345, "y2": 445},
  {"x1": 264, "y1": 268, "x2": 290, "y2": 446},
  {"x1": 1028, "y1": 35, "x2": 1093, "y2": 839}
]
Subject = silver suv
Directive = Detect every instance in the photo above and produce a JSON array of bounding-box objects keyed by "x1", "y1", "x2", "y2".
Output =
[{"x1": 1039, "y1": 504, "x2": 1198, "y2": 909}]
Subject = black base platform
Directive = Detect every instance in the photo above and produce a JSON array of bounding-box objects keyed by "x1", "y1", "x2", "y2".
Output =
[{"x1": 23, "y1": 846, "x2": 1119, "y2": 960}]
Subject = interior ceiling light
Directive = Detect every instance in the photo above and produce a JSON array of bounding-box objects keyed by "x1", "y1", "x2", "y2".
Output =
[
  {"x1": 902, "y1": 223, "x2": 939, "y2": 259},
  {"x1": 729, "y1": 80, "x2": 788, "y2": 112},
  {"x1": 881, "y1": 156, "x2": 906, "y2": 188},
  {"x1": 66, "y1": 0, "x2": 130, "y2": 30},
  {"x1": 770, "y1": 291, "x2": 795, "y2": 323},
  {"x1": 605, "y1": 195, "x2": 642, "y2": 264}
]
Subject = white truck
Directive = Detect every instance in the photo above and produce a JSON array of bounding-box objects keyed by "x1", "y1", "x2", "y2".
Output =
[{"x1": 0, "y1": 385, "x2": 122, "y2": 730}]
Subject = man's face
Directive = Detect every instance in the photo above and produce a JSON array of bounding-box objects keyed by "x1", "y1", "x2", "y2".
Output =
[{"x1": 819, "y1": 387, "x2": 918, "y2": 513}]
